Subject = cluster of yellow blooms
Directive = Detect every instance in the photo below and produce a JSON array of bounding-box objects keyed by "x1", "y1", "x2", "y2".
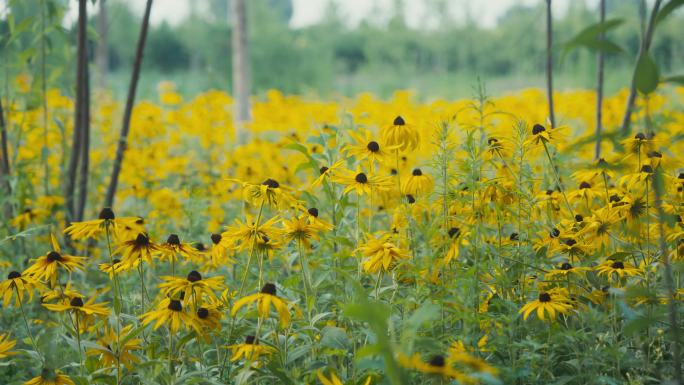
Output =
[{"x1": 1, "y1": 82, "x2": 683, "y2": 384}]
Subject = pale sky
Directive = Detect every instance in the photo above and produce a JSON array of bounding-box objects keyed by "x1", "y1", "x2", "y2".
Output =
[{"x1": 57, "y1": 0, "x2": 600, "y2": 29}]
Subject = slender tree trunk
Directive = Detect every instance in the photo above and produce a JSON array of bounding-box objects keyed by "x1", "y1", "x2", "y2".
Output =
[
  {"x1": 545, "y1": 0, "x2": 556, "y2": 128},
  {"x1": 76, "y1": 59, "x2": 90, "y2": 221},
  {"x1": 104, "y1": 0, "x2": 153, "y2": 209},
  {"x1": 619, "y1": 0, "x2": 662, "y2": 135},
  {"x1": 231, "y1": 0, "x2": 251, "y2": 144},
  {"x1": 65, "y1": 0, "x2": 88, "y2": 225},
  {"x1": 594, "y1": 0, "x2": 606, "y2": 159},
  {"x1": 0, "y1": 96, "x2": 12, "y2": 218},
  {"x1": 41, "y1": 0, "x2": 49, "y2": 195},
  {"x1": 96, "y1": 0, "x2": 109, "y2": 90}
]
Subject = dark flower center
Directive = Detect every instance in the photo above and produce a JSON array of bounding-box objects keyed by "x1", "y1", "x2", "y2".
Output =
[
  {"x1": 261, "y1": 283, "x2": 277, "y2": 296},
  {"x1": 308, "y1": 207, "x2": 319, "y2": 218},
  {"x1": 134, "y1": 233, "x2": 150, "y2": 247},
  {"x1": 211, "y1": 234, "x2": 222, "y2": 245},
  {"x1": 406, "y1": 194, "x2": 416, "y2": 204},
  {"x1": 412, "y1": 168, "x2": 423, "y2": 176},
  {"x1": 565, "y1": 239, "x2": 577, "y2": 246},
  {"x1": 635, "y1": 132, "x2": 646, "y2": 140},
  {"x1": 195, "y1": 242, "x2": 206, "y2": 251},
  {"x1": 70, "y1": 297, "x2": 84, "y2": 307},
  {"x1": 99, "y1": 207, "x2": 115, "y2": 220},
  {"x1": 546, "y1": 189, "x2": 554, "y2": 195},
  {"x1": 550, "y1": 228, "x2": 560, "y2": 238},
  {"x1": 647, "y1": 151, "x2": 662, "y2": 158},
  {"x1": 532, "y1": 124, "x2": 546, "y2": 135},
  {"x1": 575, "y1": 214, "x2": 584, "y2": 222},
  {"x1": 168, "y1": 300, "x2": 182, "y2": 311},
  {"x1": 538, "y1": 292, "x2": 551, "y2": 302},
  {"x1": 8, "y1": 271, "x2": 21, "y2": 279},
  {"x1": 112, "y1": 259, "x2": 121, "y2": 264},
  {"x1": 679, "y1": 173, "x2": 684, "y2": 179},
  {"x1": 428, "y1": 355, "x2": 445, "y2": 367},
  {"x1": 579, "y1": 182, "x2": 591, "y2": 189},
  {"x1": 488, "y1": 137, "x2": 498, "y2": 145},
  {"x1": 197, "y1": 308, "x2": 209, "y2": 319},
  {"x1": 597, "y1": 158, "x2": 608, "y2": 167},
  {"x1": 560, "y1": 262, "x2": 573, "y2": 270},
  {"x1": 611, "y1": 261, "x2": 625, "y2": 269},
  {"x1": 509, "y1": 232, "x2": 519, "y2": 241},
  {"x1": 167, "y1": 234, "x2": 180, "y2": 245},
  {"x1": 135, "y1": 218, "x2": 144, "y2": 225},
  {"x1": 187, "y1": 270, "x2": 202, "y2": 282},
  {"x1": 245, "y1": 335, "x2": 257, "y2": 344},
  {"x1": 47, "y1": 251, "x2": 62, "y2": 262},
  {"x1": 609, "y1": 194, "x2": 621, "y2": 203},
  {"x1": 319, "y1": 166, "x2": 329, "y2": 175},
  {"x1": 262, "y1": 179, "x2": 280, "y2": 189},
  {"x1": 641, "y1": 165, "x2": 653, "y2": 173},
  {"x1": 367, "y1": 141, "x2": 380, "y2": 152},
  {"x1": 355, "y1": 173, "x2": 368, "y2": 184},
  {"x1": 390, "y1": 168, "x2": 398, "y2": 175},
  {"x1": 393, "y1": 116, "x2": 405, "y2": 126},
  {"x1": 448, "y1": 227, "x2": 460, "y2": 238}
]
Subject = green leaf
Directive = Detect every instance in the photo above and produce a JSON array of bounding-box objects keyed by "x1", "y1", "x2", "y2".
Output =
[
  {"x1": 320, "y1": 326, "x2": 350, "y2": 350},
  {"x1": 656, "y1": 0, "x2": 684, "y2": 25},
  {"x1": 561, "y1": 18, "x2": 624, "y2": 60},
  {"x1": 634, "y1": 52, "x2": 660, "y2": 94},
  {"x1": 662, "y1": 74, "x2": 684, "y2": 85}
]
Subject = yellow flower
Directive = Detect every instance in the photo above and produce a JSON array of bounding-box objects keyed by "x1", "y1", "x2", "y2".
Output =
[
  {"x1": 23, "y1": 369, "x2": 75, "y2": 385},
  {"x1": 158, "y1": 270, "x2": 225, "y2": 304},
  {"x1": 114, "y1": 233, "x2": 161, "y2": 269},
  {"x1": 519, "y1": 289, "x2": 573, "y2": 321},
  {"x1": 401, "y1": 168, "x2": 433, "y2": 196},
  {"x1": 304, "y1": 207, "x2": 334, "y2": 231},
  {"x1": 204, "y1": 233, "x2": 235, "y2": 270},
  {"x1": 595, "y1": 259, "x2": 641, "y2": 282},
  {"x1": 344, "y1": 128, "x2": 399, "y2": 165},
  {"x1": 545, "y1": 262, "x2": 590, "y2": 279},
  {"x1": 11, "y1": 207, "x2": 49, "y2": 230},
  {"x1": 0, "y1": 333, "x2": 17, "y2": 359},
  {"x1": 0, "y1": 270, "x2": 41, "y2": 307},
  {"x1": 140, "y1": 298, "x2": 201, "y2": 334},
  {"x1": 358, "y1": 234, "x2": 409, "y2": 274},
  {"x1": 156, "y1": 234, "x2": 201, "y2": 264},
  {"x1": 87, "y1": 325, "x2": 142, "y2": 370},
  {"x1": 381, "y1": 116, "x2": 420, "y2": 152},
  {"x1": 222, "y1": 215, "x2": 282, "y2": 253},
  {"x1": 231, "y1": 283, "x2": 298, "y2": 327},
  {"x1": 282, "y1": 214, "x2": 321, "y2": 248},
  {"x1": 228, "y1": 178, "x2": 302, "y2": 211},
  {"x1": 311, "y1": 160, "x2": 344, "y2": 188},
  {"x1": 64, "y1": 207, "x2": 142, "y2": 241},
  {"x1": 397, "y1": 353, "x2": 474, "y2": 382},
  {"x1": 316, "y1": 370, "x2": 372, "y2": 385},
  {"x1": 524, "y1": 123, "x2": 565, "y2": 147},
  {"x1": 98, "y1": 258, "x2": 125, "y2": 279},
  {"x1": 332, "y1": 168, "x2": 393, "y2": 196},
  {"x1": 23, "y1": 234, "x2": 86, "y2": 287},
  {"x1": 43, "y1": 295, "x2": 110, "y2": 317},
  {"x1": 228, "y1": 335, "x2": 273, "y2": 362}
]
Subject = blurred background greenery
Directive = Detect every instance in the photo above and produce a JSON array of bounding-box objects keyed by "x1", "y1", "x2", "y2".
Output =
[{"x1": 1, "y1": 0, "x2": 682, "y2": 100}]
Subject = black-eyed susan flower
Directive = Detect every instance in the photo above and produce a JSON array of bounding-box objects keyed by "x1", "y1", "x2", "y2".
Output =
[
  {"x1": 0, "y1": 333, "x2": 16, "y2": 359},
  {"x1": 332, "y1": 168, "x2": 393, "y2": 196},
  {"x1": 357, "y1": 234, "x2": 409, "y2": 274},
  {"x1": 204, "y1": 233, "x2": 235, "y2": 270},
  {"x1": 114, "y1": 233, "x2": 160, "y2": 269},
  {"x1": 156, "y1": 234, "x2": 200, "y2": 264},
  {"x1": 312, "y1": 160, "x2": 344, "y2": 188},
  {"x1": 86, "y1": 325, "x2": 142, "y2": 370},
  {"x1": 23, "y1": 369, "x2": 75, "y2": 385},
  {"x1": 595, "y1": 260, "x2": 641, "y2": 282},
  {"x1": 231, "y1": 283, "x2": 298, "y2": 327},
  {"x1": 140, "y1": 298, "x2": 201, "y2": 334},
  {"x1": 0, "y1": 270, "x2": 40, "y2": 306},
  {"x1": 158, "y1": 270, "x2": 224, "y2": 304},
  {"x1": 519, "y1": 289, "x2": 573, "y2": 321},
  {"x1": 316, "y1": 369, "x2": 372, "y2": 385},
  {"x1": 228, "y1": 335, "x2": 273, "y2": 362},
  {"x1": 397, "y1": 353, "x2": 473, "y2": 382},
  {"x1": 98, "y1": 258, "x2": 125, "y2": 279},
  {"x1": 381, "y1": 116, "x2": 420, "y2": 152},
  {"x1": 195, "y1": 304, "x2": 223, "y2": 333},
  {"x1": 524, "y1": 123, "x2": 565, "y2": 147},
  {"x1": 64, "y1": 207, "x2": 141, "y2": 241},
  {"x1": 228, "y1": 178, "x2": 302, "y2": 211},
  {"x1": 401, "y1": 168, "x2": 434, "y2": 196},
  {"x1": 344, "y1": 129, "x2": 399, "y2": 165},
  {"x1": 222, "y1": 215, "x2": 282, "y2": 253},
  {"x1": 545, "y1": 262, "x2": 590, "y2": 279},
  {"x1": 43, "y1": 295, "x2": 110, "y2": 317},
  {"x1": 282, "y1": 215, "x2": 321, "y2": 248},
  {"x1": 24, "y1": 234, "x2": 85, "y2": 287},
  {"x1": 304, "y1": 207, "x2": 334, "y2": 231}
]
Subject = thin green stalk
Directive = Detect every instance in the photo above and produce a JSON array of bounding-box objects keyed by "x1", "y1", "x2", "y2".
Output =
[{"x1": 16, "y1": 287, "x2": 44, "y2": 364}]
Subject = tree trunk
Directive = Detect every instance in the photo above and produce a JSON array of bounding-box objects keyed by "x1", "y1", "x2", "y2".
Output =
[
  {"x1": 545, "y1": 0, "x2": 556, "y2": 128},
  {"x1": 104, "y1": 0, "x2": 154, "y2": 209},
  {"x1": 0, "y1": 96, "x2": 12, "y2": 219},
  {"x1": 65, "y1": 0, "x2": 88, "y2": 225},
  {"x1": 96, "y1": 0, "x2": 109, "y2": 89},
  {"x1": 76, "y1": 58, "x2": 90, "y2": 221},
  {"x1": 594, "y1": 0, "x2": 606, "y2": 159},
  {"x1": 619, "y1": 0, "x2": 662, "y2": 135},
  {"x1": 231, "y1": 0, "x2": 251, "y2": 144}
]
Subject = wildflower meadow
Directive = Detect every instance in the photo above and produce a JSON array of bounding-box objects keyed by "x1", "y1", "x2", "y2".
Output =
[{"x1": 1, "y1": 1, "x2": 683, "y2": 385}]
